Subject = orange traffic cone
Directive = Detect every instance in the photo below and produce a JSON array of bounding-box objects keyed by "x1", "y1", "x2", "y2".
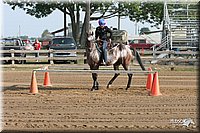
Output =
[
  {"x1": 151, "y1": 72, "x2": 162, "y2": 96},
  {"x1": 146, "y1": 67, "x2": 153, "y2": 91},
  {"x1": 30, "y1": 71, "x2": 38, "y2": 94},
  {"x1": 43, "y1": 69, "x2": 52, "y2": 87}
]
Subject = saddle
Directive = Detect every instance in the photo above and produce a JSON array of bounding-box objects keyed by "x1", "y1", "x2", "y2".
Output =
[{"x1": 95, "y1": 40, "x2": 116, "y2": 66}]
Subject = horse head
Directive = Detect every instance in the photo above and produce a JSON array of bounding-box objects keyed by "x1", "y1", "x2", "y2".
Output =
[{"x1": 86, "y1": 31, "x2": 95, "y2": 50}]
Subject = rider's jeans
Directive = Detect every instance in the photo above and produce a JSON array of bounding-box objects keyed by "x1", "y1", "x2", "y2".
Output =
[{"x1": 102, "y1": 40, "x2": 107, "y2": 63}]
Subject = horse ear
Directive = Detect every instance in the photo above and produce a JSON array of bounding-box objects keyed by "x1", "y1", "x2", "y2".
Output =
[
  {"x1": 86, "y1": 32, "x2": 89, "y2": 37},
  {"x1": 86, "y1": 31, "x2": 94, "y2": 38}
]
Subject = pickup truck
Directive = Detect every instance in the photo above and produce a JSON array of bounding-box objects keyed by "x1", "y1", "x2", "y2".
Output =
[{"x1": 0, "y1": 38, "x2": 26, "y2": 64}]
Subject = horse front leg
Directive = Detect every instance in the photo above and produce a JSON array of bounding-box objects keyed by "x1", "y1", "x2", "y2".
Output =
[
  {"x1": 126, "y1": 73, "x2": 133, "y2": 90},
  {"x1": 107, "y1": 65, "x2": 120, "y2": 88},
  {"x1": 91, "y1": 73, "x2": 99, "y2": 91}
]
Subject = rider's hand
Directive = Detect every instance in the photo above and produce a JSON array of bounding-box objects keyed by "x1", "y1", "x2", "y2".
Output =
[
  {"x1": 96, "y1": 38, "x2": 100, "y2": 42},
  {"x1": 108, "y1": 38, "x2": 111, "y2": 43}
]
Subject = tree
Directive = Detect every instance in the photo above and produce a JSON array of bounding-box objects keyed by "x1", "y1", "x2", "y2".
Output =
[
  {"x1": 5, "y1": 1, "x2": 81, "y2": 43},
  {"x1": 139, "y1": 27, "x2": 150, "y2": 35},
  {"x1": 123, "y1": 1, "x2": 164, "y2": 28},
  {"x1": 5, "y1": 1, "x2": 119, "y2": 48},
  {"x1": 41, "y1": 29, "x2": 51, "y2": 38},
  {"x1": 5, "y1": 1, "x2": 164, "y2": 48}
]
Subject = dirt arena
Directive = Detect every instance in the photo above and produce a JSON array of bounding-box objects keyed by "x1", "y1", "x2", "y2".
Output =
[{"x1": 1, "y1": 64, "x2": 199, "y2": 132}]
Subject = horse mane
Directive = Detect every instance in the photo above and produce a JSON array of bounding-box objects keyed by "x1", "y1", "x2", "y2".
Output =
[
  {"x1": 118, "y1": 43, "x2": 126, "y2": 51},
  {"x1": 86, "y1": 32, "x2": 100, "y2": 65}
]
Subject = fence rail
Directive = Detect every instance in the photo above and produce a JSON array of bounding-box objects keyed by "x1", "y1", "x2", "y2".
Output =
[
  {"x1": 0, "y1": 49, "x2": 86, "y2": 64},
  {"x1": 0, "y1": 49, "x2": 198, "y2": 65},
  {"x1": 34, "y1": 69, "x2": 156, "y2": 74},
  {"x1": 0, "y1": 49, "x2": 86, "y2": 54}
]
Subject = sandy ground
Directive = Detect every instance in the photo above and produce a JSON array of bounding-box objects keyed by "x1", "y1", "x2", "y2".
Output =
[{"x1": 1, "y1": 64, "x2": 199, "y2": 132}]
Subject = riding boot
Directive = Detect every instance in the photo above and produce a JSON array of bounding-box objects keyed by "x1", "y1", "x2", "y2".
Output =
[
  {"x1": 100, "y1": 52, "x2": 105, "y2": 66},
  {"x1": 103, "y1": 49, "x2": 108, "y2": 65}
]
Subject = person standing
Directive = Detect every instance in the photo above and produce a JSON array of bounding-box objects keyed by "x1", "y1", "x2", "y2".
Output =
[
  {"x1": 95, "y1": 18, "x2": 112, "y2": 65},
  {"x1": 33, "y1": 39, "x2": 41, "y2": 62}
]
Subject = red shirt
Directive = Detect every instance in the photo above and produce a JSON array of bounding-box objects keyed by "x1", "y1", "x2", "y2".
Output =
[{"x1": 34, "y1": 42, "x2": 41, "y2": 50}]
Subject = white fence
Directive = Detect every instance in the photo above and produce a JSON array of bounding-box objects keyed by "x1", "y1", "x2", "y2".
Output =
[
  {"x1": 0, "y1": 49, "x2": 198, "y2": 65},
  {"x1": 0, "y1": 49, "x2": 85, "y2": 64}
]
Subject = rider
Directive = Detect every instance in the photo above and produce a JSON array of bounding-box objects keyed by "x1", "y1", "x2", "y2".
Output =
[{"x1": 95, "y1": 18, "x2": 112, "y2": 65}]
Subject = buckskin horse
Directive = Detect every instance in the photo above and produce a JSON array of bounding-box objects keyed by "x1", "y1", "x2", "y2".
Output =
[{"x1": 86, "y1": 32, "x2": 146, "y2": 91}]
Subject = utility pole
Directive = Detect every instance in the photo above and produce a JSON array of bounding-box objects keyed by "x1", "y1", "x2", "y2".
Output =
[
  {"x1": 19, "y1": 25, "x2": 21, "y2": 37},
  {"x1": 64, "y1": 7, "x2": 67, "y2": 36},
  {"x1": 85, "y1": 0, "x2": 90, "y2": 33},
  {"x1": 135, "y1": 22, "x2": 137, "y2": 35},
  {"x1": 118, "y1": 3, "x2": 120, "y2": 30}
]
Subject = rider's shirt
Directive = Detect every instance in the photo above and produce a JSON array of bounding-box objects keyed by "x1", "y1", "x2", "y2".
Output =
[{"x1": 95, "y1": 26, "x2": 112, "y2": 40}]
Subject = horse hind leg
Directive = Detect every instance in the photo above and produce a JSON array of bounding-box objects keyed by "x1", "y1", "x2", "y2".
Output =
[
  {"x1": 126, "y1": 73, "x2": 133, "y2": 90},
  {"x1": 107, "y1": 65, "x2": 120, "y2": 88},
  {"x1": 91, "y1": 73, "x2": 99, "y2": 91},
  {"x1": 122, "y1": 63, "x2": 133, "y2": 90},
  {"x1": 107, "y1": 73, "x2": 120, "y2": 88}
]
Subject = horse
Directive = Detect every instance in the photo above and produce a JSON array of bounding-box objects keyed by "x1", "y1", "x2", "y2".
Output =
[{"x1": 86, "y1": 32, "x2": 146, "y2": 91}]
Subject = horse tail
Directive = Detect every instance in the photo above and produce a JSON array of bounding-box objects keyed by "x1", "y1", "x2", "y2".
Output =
[{"x1": 134, "y1": 49, "x2": 146, "y2": 71}]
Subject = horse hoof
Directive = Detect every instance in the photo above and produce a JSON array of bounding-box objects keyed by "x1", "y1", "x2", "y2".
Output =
[
  {"x1": 91, "y1": 87, "x2": 98, "y2": 91},
  {"x1": 107, "y1": 85, "x2": 110, "y2": 88},
  {"x1": 91, "y1": 88, "x2": 95, "y2": 91}
]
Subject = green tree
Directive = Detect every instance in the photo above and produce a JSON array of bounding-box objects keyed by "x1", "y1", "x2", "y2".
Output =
[
  {"x1": 4, "y1": 1, "x2": 164, "y2": 48},
  {"x1": 139, "y1": 27, "x2": 150, "y2": 35},
  {"x1": 123, "y1": 1, "x2": 164, "y2": 28},
  {"x1": 41, "y1": 29, "x2": 51, "y2": 38},
  {"x1": 5, "y1": 1, "x2": 119, "y2": 48}
]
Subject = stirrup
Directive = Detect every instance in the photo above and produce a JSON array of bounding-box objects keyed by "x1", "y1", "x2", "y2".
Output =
[{"x1": 100, "y1": 60, "x2": 106, "y2": 66}]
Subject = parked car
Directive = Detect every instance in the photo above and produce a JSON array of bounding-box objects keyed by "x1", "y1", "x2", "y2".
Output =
[
  {"x1": 24, "y1": 43, "x2": 34, "y2": 50},
  {"x1": 129, "y1": 38, "x2": 160, "y2": 50},
  {"x1": 22, "y1": 39, "x2": 31, "y2": 44},
  {"x1": 22, "y1": 39, "x2": 34, "y2": 50},
  {"x1": 0, "y1": 38, "x2": 26, "y2": 64},
  {"x1": 48, "y1": 36, "x2": 77, "y2": 64}
]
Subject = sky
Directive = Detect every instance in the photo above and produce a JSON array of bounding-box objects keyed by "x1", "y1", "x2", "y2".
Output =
[{"x1": 1, "y1": 1, "x2": 162, "y2": 40}]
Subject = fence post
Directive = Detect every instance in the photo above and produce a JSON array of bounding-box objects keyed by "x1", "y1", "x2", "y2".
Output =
[
  {"x1": 169, "y1": 50, "x2": 175, "y2": 65},
  {"x1": 49, "y1": 49, "x2": 54, "y2": 64},
  {"x1": 11, "y1": 49, "x2": 15, "y2": 65},
  {"x1": 152, "y1": 46, "x2": 156, "y2": 59}
]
